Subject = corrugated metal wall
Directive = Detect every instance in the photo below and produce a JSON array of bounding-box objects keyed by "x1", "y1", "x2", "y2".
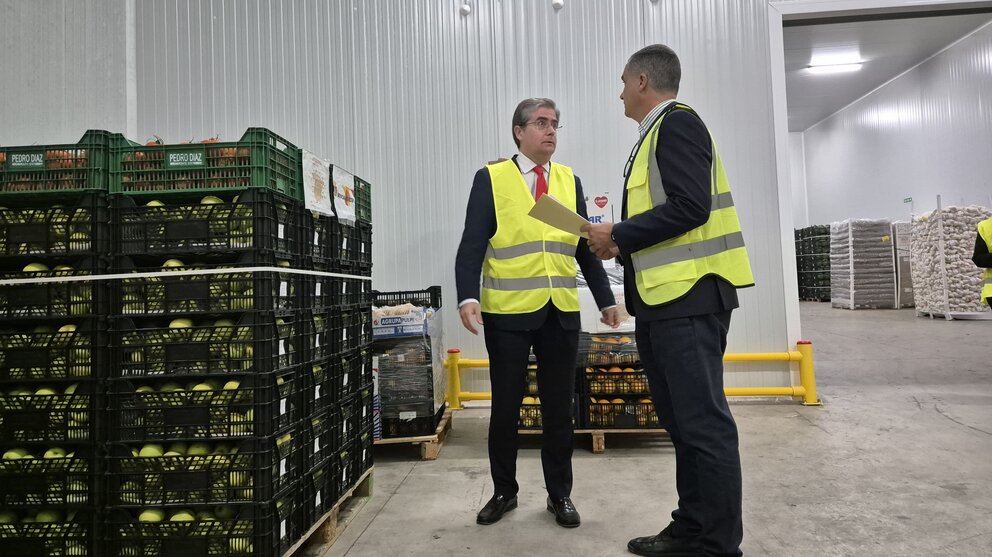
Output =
[
  {"x1": 803, "y1": 22, "x2": 992, "y2": 224},
  {"x1": 1, "y1": 0, "x2": 797, "y2": 392},
  {"x1": 0, "y1": 0, "x2": 128, "y2": 144},
  {"x1": 790, "y1": 132, "x2": 809, "y2": 228}
]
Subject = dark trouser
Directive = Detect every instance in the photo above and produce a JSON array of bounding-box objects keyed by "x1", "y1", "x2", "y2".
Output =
[
  {"x1": 484, "y1": 312, "x2": 578, "y2": 500},
  {"x1": 636, "y1": 311, "x2": 743, "y2": 557}
]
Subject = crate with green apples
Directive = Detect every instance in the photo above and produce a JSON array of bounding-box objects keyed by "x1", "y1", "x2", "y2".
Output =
[
  {"x1": 307, "y1": 307, "x2": 371, "y2": 360},
  {"x1": 304, "y1": 349, "x2": 371, "y2": 416},
  {"x1": 113, "y1": 189, "x2": 301, "y2": 261},
  {"x1": 107, "y1": 370, "x2": 299, "y2": 442},
  {"x1": 105, "y1": 493, "x2": 300, "y2": 557},
  {"x1": 0, "y1": 321, "x2": 104, "y2": 382},
  {"x1": 106, "y1": 431, "x2": 300, "y2": 506},
  {"x1": 114, "y1": 313, "x2": 299, "y2": 377},
  {"x1": 300, "y1": 459, "x2": 333, "y2": 528},
  {"x1": 1, "y1": 130, "x2": 113, "y2": 196},
  {"x1": 0, "y1": 193, "x2": 109, "y2": 258},
  {"x1": 0, "y1": 444, "x2": 93, "y2": 507},
  {"x1": 0, "y1": 382, "x2": 96, "y2": 443},
  {"x1": 117, "y1": 256, "x2": 298, "y2": 316},
  {"x1": 0, "y1": 258, "x2": 108, "y2": 320},
  {"x1": 0, "y1": 509, "x2": 93, "y2": 556}
]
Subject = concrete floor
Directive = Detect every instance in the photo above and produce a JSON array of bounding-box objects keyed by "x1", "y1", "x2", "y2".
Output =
[{"x1": 314, "y1": 303, "x2": 992, "y2": 557}]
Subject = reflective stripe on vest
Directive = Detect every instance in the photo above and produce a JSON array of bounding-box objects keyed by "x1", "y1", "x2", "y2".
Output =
[
  {"x1": 480, "y1": 159, "x2": 581, "y2": 314},
  {"x1": 626, "y1": 103, "x2": 754, "y2": 305}
]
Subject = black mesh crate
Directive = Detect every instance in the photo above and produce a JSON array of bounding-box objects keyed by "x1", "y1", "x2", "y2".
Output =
[
  {"x1": 356, "y1": 384, "x2": 373, "y2": 433},
  {"x1": 0, "y1": 510, "x2": 94, "y2": 557},
  {"x1": 106, "y1": 431, "x2": 301, "y2": 506},
  {"x1": 327, "y1": 441, "x2": 357, "y2": 504},
  {"x1": 355, "y1": 425, "x2": 373, "y2": 474},
  {"x1": 328, "y1": 277, "x2": 373, "y2": 308},
  {"x1": 372, "y1": 286, "x2": 441, "y2": 309},
  {"x1": 114, "y1": 312, "x2": 300, "y2": 378},
  {"x1": 380, "y1": 402, "x2": 445, "y2": 438},
  {"x1": 304, "y1": 349, "x2": 368, "y2": 415},
  {"x1": 583, "y1": 367, "x2": 651, "y2": 396},
  {"x1": 0, "y1": 381, "x2": 98, "y2": 442},
  {"x1": 327, "y1": 307, "x2": 370, "y2": 355},
  {"x1": 104, "y1": 493, "x2": 299, "y2": 557},
  {"x1": 0, "y1": 257, "x2": 108, "y2": 320},
  {"x1": 0, "y1": 320, "x2": 106, "y2": 382},
  {"x1": 586, "y1": 397, "x2": 659, "y2": 429},
  {"x1": 107, "y1": 370, "x2": 299, "y2": 442},
  {"x1": 353, "y1": 176, "x2": 372, "y2": 225},
  {"x1": 301, "y1": 460, "x2": 333, "y2": 528},
  {"x1": 116, "y1": 256, "x2": 297, "y2": 316},
  {"x1": 110, "y1": 128, "x2": 301, "y2": 200},
  {"x1": 0, "y1": 129, "x2": 112, "y2": 196},
  {"x1": 303, "y1": 407, "x2": 344, "y2": 471},
  {"x1": 517, "y1": 397, "x2": 579, "y2": 430},
  {"x1": 579, "y1": 332, "x2": 639, "y2": 366},
  {"x1": 0, "y1": 193, "x2": 109, "y2": 258},
  {"x1": 0, "y1": 445, "x2": 95, "y2": 507},
  {"x1": 113, "y1": 189, "x2": 300, "y2": 260},
  {"x1": 310, "y1": 219, "x2": 372, "y2": 274}
]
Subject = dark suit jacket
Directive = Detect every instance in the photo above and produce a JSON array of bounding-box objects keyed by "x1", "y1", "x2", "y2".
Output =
[
  {"x1": 612, "y1": 105, "x2": 741, "y2": 321},
  {"x1": 455, "y1": 156, "x2": 616, "y2": 331}
]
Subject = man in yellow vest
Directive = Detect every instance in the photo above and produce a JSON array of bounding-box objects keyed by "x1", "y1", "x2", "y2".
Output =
[
  {"x1": 455, "y1": 98, "x2": 620, "y2": 528},
  {"x1": 973, "y1": 217, "x2": 992, "y2": 307},
  {"x1": 584, "y1": 45, "x2": 754, "y2": 557}
]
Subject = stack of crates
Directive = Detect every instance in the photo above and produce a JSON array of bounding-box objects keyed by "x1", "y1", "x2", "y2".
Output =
[
  {"x1": 577, "y1": 333, "x2": 660, "y2": 429},
  {"x1": 299, "y1": 166, "x2": 374, "y2": 531},
  {"x1": 796, "y1": 225, "x2": 831, "y2": 301},
  {"x1": 0, "y1": 131, "x2": 113, "y2": 557},
  {"x1": 103, "y1": 129, "x2": 305, "y2": 557}
]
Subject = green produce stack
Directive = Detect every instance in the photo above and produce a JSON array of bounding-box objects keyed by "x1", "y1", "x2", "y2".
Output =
[
  {"x1": 104, "y1": 129, "x2": 306, "y2": 557},
  {"x1": 299, "y1": 165, "x2": 374, "y2": 530},
  {"x1": 0, "y1": 131, "x2": 113, "y2": 557},
  {"x1": 795, "y1": 225, "x2": 831, "y2": 301}
]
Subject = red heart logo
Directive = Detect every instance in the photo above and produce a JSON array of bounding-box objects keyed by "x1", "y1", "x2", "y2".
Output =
[{"x1": 594, "y1": 196, "x2": 608, "y2": 208}]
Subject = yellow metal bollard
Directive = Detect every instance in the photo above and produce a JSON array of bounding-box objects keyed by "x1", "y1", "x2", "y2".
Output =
[
  {"x1": 796, "y1": 341, "x2": 821, "y2": 406},
  {"x1": 446, "y1": 349, "x2": 463, "y2": 410}
]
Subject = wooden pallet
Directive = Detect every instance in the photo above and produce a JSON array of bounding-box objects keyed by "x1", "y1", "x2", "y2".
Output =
[
  {"x1": 519, "y1": 428, "x2": 670, "y2": 454},
  {"x1": 373, "y1": 409, "x2": 453, "y2": 460},
  {"x1": 285, "y1": 466, "x2": 374, "y2": 557}
]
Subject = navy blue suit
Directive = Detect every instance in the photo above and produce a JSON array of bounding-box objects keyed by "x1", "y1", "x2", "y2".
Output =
[
  {"x1": 455, "y1": 156, "x2": 615, "y2": 499},
  {"x1": 612, "y1": 106, "x2": 745, "y2": 557}
]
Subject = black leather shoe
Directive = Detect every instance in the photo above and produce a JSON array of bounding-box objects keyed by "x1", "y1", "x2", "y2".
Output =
[
  {"x1": 546, "y1": 496, "x2": 581, "y2": 528},
  {"x1": 627, "y1": 522, "x2": 701, "y2": 556},
  {"x1": 476, "y1": 494, "x2": 517, "y2": 525}
]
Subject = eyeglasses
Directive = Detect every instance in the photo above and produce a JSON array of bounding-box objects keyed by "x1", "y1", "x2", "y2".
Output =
[{"x1": 524, "y1": 118, "x2": 563, "y2": 131}]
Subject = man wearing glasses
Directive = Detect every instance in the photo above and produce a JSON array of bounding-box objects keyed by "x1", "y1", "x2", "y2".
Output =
[{"x1": 455, "y1": 97, "x2": 620, "y2": 528}]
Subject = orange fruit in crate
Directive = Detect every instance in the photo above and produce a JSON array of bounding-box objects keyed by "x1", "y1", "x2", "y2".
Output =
[
  {"x1": 623, "y1": 367, "x2": 636, "y2": 373},
  {"x1": 585, "y1": 367, "x2": 595, "y2": 374},
  {"x1": 611, "y1": 398, "x2": 625, "y2": 404},
  {"x1": 604, "y1": 337, "x2": 621, "y2": 345},
  {"x1": 639, "y1": 398, "x2": 652, "y2": 404},
  {"x1": 597, "y1": 399, "x2": 610, "y2": 404},
  {"x1": 618, "y1": 336, "x2": 632, "y2": 344},
  {"x1": 608, "y1": 366, "x2": 622, "y2": 373}
]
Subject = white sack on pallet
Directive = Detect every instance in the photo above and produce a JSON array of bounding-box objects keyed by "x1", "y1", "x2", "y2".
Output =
[
  {"x1": 830, "y1": 218, "x2": 896, "y2": 309},
  {"x1": 910, "y1": 205, "x2": 992, "y2": 315}
]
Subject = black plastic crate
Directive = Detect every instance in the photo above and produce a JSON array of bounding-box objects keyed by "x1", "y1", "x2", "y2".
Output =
[
  {"x1": 116, "y1": 256, "x2": 297, "y2": 316},
  {"x1": 0, "y1": 257, "x2": 108, "y2": 320},
  {"x1": 372, "y1": 286, "x2": 441, "y2": 309},
  {"x1": 114, "y1": 312, "x2": 300, "y2": 378},
  {"x1": 579, "y1": 332, "x2": 639, "y2": 366},
  {"x1": 324, "y1": 307, "x2": 370, "y2": 355},
  {"x1": 585, "y1": 397, "x2": 659, "y2": 428},
  {"x1": 106, "y1": 431, "x2": 300, "y2": 506},
  {"x1": 583, "y1": 367, "x2": 651, "y2": 396},
  {"x1": 110, "y1": 128, "x2": 301, "y2": 201},
  {"x1": 379, "y1": 402, "x2": 444, "y2": 438},
  {"x1": 309, "y1": 220, "x2": 372, "y2": 274},
  {"x1": 300, "y1": 459, "x2": 334, "y2": 528},
  {"x1": 0, "y1": 510, "x2": 94, "y2": 556},
  {"x1": 517, "y1": 397, "x2": 579, "y2": 430},
  {"x1": 355, "y1": 426, "x2": 373, "y2": 475},
  {"x1": 327, "y1": 441, "x2": 357, "y2": 504},
  {"x1": 104, "y1": 493, "x2": 299, "y2": 557},
  {"x1": 0, "y1": 129, "x2": 112, "y2": 196},
  {"x1": 0, "y1": 320, "x2": 106, "y2": 382},
  {"x1": 303, "y1": 408, "x2": 343, "y2": 471},
  {"x1": 113, "y1": 189, "x2": 300, "y2": 260},
  {"x1": 353, "y1": 176, "x2": 372, "y2": 225},
  {"x1": 107, "y1": 370, "x2": 299, "y2": 442},
  {"x1": 0, "y1": 445, "x2": 95, "y2": 507},
  {"x1": 0, "y1": 381, "x2": 98, "y2": 442},
  {"x1": 0, "y1": 193, "x2": 110, "y2": 258},
  {"x1": 356, "y1": 384, "x2": 373, "y2": 433}
]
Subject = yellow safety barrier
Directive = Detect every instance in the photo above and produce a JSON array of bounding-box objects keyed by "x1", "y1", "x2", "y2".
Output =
[{"x1": 445, "y1": 340, "x2": 821, "y2": 410}]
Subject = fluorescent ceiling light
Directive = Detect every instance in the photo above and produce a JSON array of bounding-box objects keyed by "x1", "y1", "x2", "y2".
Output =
[
  {"x1": 810, "y1": 49, "x2": 862, "y2": 67},
  {"x1": 806, "y1": 63, "x2": 863, "y2": 74}
]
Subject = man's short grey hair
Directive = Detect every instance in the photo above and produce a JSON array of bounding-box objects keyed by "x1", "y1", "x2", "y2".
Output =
[
  {"x1": 511, "y1": 98, "x2": 560, "y2": 148},
  {"x1": 626, "y1": 44, "x2": 681, "y2": 95}
]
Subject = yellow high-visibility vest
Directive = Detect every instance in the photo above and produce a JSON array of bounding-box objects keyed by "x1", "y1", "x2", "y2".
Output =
[
  {"x1": 625, "y1": 103, "x2": 754, "y2": 305},
  {"x1": 978, "y1": 218, "x2": 992, "y2": 305},
  {"x1": 480, "y1": 159, "x2": 580, "y2": 314}
]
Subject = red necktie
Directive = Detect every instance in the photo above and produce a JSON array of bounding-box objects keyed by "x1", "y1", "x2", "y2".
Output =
[{"x1": 533, "y1": 164, "x2": 548, "y2": 200}]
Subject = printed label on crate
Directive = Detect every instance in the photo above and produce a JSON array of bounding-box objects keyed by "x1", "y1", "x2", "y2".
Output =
[
  {"x1": 315, "y1": 333, "x2": 322, "y2": 348},
  {"x1": 343, "y1": 372, "x2": 349, "y2": 387},
  {"x1": 9, "y1": 152, "x2": 45, "y2": 169},
  {"x1": 280, "y1": 340, "x2": 288, "y2": 356},
  {"x1": 164, "y1": 149, "x2": 206, "y2": 168},
  {"x1": 277, "y1": 223, "x2": 285, "y2": 240},
  {"x1": 280, "y1": 281, "x2": 289, "y2": 297},
  {"x1": 313, "y1": 439, "x2": 320, "y2": 455},
  {"x1": 279, "y1": 398, "x2": 287, "y2": 416},
  {"x1": 399, "y1": 411, "x2": 417, "y2": 420},
  {"x1": 302, "y1": 150, "x2": 335, "y2": 216},
  {"x1": 314, "y1": 385, "x2": 321, "y2": 400},
  {"x1": 372, "y1": 307, "x2": 434, "y2": 339},
  {"x1": 315, "y1": 282, "x2": 322, "y2": 296},
  {"x1": 280, "y1": 458, "x2": 287, "y2": 477},
  {"x1": 280, "y1": 520, "x2": 287, "y2": 540},
  {"x1": 315, "y1": 493, "x2": 321, "y2": 508},
  {"x1": 332, "y1": 165, "x2": 357, "y2": 224}
]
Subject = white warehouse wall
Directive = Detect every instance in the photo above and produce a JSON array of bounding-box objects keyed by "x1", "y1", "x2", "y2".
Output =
[
  {"x1": 789, "y1": 132, "x2": 809, "y2": 228},
  {"x1": 802, "y1": 21, "x2": 992, "y2": 225},
  {"x1": 1, "y1": 0, "x2": 800, "y2": 392}
]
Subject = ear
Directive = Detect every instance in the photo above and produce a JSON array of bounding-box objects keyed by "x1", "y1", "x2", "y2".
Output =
[
  {"x1": 513, "y1": 125, "x2": 524, "y2": 142},
  {"x1": 638, "y1": 73, "x2": 650, "y2": 92}
]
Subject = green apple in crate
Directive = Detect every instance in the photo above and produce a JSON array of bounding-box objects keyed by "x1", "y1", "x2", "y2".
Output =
[{"x1": 138, "y1": 508, "x2": 165, "y2": 522}]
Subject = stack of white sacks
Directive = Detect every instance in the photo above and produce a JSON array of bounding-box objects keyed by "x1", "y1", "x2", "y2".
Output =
[
  {"x1": 910, "y1": 205, "x2": 992, "y2": 315},
  {"x1": 830, "y1": 219, "x2": 897, "y2": 309}
]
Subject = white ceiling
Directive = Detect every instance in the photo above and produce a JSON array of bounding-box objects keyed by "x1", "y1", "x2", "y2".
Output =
[{"x1": 784, "y1": 14, "x2": 992, "y2": 131}]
